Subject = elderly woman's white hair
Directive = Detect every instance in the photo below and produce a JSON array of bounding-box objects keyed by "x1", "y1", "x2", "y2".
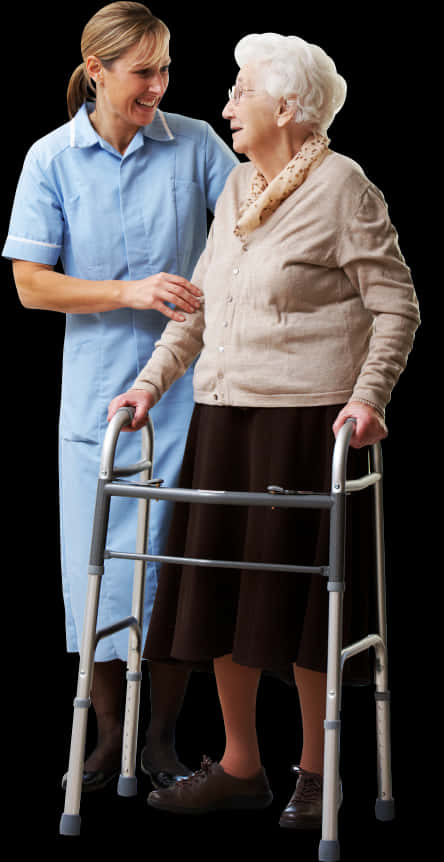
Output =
[{"x1": 234, "y1": 33, "x2": 347, "y2": 134}]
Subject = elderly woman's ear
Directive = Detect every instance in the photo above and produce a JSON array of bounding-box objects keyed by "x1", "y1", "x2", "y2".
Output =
[{"x1": 275, "y1": 98, "x2": 299, "y2": 128}]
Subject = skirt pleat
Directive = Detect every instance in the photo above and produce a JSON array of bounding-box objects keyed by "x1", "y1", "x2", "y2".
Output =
[{"x1": 144, "y1": 404, "x2": 375, "y2": 681}]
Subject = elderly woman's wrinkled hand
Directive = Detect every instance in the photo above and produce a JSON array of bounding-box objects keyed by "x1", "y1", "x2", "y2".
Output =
[
  {"x1": 107, "y1": 388, "x2": 155, "y2": 431},
  {"x1": 332, "y1": 402, "x2": 388, "y2": 449}
]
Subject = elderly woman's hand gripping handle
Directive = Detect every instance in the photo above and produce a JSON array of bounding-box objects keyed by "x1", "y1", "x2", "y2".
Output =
[
  {"x1": 107, "y1": 388, "x2": 155, "y2": 431},
  {"x1": 333, "y1": 402, "x2": 388, "y2": 449}
]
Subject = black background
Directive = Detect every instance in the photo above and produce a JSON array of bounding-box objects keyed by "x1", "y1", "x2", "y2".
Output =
[{"x1": 2, "y1": 2, "x2": 433, "y2": 857}]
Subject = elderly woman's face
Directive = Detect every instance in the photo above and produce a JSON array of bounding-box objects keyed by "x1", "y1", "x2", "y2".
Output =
[{"x1": 223, "y1": 64, "x2": 280, "y2": 157}]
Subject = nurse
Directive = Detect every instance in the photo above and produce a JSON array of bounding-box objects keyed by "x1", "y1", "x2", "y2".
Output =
[{"x1": 3, "y1": 2, "x2": 237, "y2": 791}]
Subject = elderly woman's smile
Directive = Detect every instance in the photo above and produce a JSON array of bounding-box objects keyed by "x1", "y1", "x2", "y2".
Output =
[
  {"x1": 222, "y1": 62, "x2": 314, "y2": 182},
  {"x1": 223, "y1": 65, "x2": 274, "y2": 153}
]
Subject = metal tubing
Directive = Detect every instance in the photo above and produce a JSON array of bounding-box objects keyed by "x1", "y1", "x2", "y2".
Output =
[
  {"x1": 119, "y1": 417, "x2": 153, "y2": 795},
  {"x1": 331, "y1": 419, "x2": 355, "y2": 492},
  {"x1": 61, "y1": 411, "x2": 395, "y2": 849},
  {"x1": 320, "y1": 421, "x2": 354, "y2": 856},
  {"x1": 371, "y1": 443, "x2": 388, "y2": 652},
  {"x1": 105, "y1": 549, "x2": 328, "y2": 577},
  {"x1": 60, "y1": 408, "x2": 153, "y2": 833},
  {"x1": 105, "y1": 483, "x2": 333, "y2": 509},
  {"x1": 370, "y1": 443, "x2": 394, "y2": 812},
  {"x1": 345, "y1": 472, "x2": 381, "y2": 493},
  {"x1": 60, "y1": 571, "x2": 103, "y2": 829},
  {"x1": 95, "y1": 616, "x2": 141, "y2": 648},
  {"x1": 340, "y1": 634, "x2": 384, "y2": 670},
  {"x1": 321, "y1": 589, "x2": 344, "y2": 847}
]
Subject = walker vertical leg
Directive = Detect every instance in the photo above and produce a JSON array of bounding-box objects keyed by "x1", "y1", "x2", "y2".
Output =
[
  {"x1": 371, "y1": 444, "x2": 395, "y2": 821},
  {"x1": 117, "y1": 417, "x2": 154, "y2": 797},
  {"x1": 59, "y1": 572, "x2": 104, "y2": 835},
  {"x1": 319, "y1": 487, "x2": 347, "y2": 862},
  {"x1": 374, "y1": 679, "x2": 395, "y2": 820},
  {"x1": 60, "y1": 479, "x2": 111, "y2": 836},
  {"x1": 118, "y1": 488, "x2": 151, "y2": 797}
]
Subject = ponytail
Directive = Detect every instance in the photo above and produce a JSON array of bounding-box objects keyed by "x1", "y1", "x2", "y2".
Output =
[
  {"x1": 67, "y1": 63, "x2": 95, "y2": 119},
  {"x1": 66, "y1": 4, "x2": 169, "y2": 119}
]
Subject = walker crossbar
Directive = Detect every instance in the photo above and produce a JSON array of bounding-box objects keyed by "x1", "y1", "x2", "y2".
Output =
[
  {"x1": 60, "y1": 408, "x2": 395, "y2": 860},
  {"x1": 103, "y1": 482, "x2": 334, "y2": 509},
  {"x1": 104, "y1": 548, "x2": 330, "y2": 577}
]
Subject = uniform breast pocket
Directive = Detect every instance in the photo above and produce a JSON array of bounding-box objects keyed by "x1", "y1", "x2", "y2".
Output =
[
  {"x1": 63, "y1": 187, "x2": 125, "y2": 277},
  {"x1": 174, "y1": 179, "x2": 207, "y2": 270}
]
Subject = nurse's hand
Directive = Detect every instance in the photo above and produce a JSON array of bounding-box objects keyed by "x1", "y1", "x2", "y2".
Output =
[
  {"x1": 332, "y1": 402, "x2": 388, "y2": 449},
  {"x1": 123, "y1": 273, "x2": 203, "y2": 321},
  {"x1": 107, "y1": 389, "x2": 155, "y2": 431}
]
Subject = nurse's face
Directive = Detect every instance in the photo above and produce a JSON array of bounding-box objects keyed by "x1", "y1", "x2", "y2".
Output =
[{"x1": 89, "y1": 35, "x2": 170, "y2": 132}]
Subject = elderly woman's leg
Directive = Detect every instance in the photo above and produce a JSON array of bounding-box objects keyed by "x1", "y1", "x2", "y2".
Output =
[
  {"x1": 293, "y1": 664, "x2": 326, "y2": 775},
  {"x1": 146, "y1": 654, "x2": 273, "y2": 812},
  {"x1": 214, "y1": 653, "x2": 262, "y2": 778},
  {"x1": 279, "y1": 664, "x2": 327, "y2": 828}
]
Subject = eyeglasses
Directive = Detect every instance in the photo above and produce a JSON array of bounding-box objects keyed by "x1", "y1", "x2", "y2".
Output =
[{"x1": 227, "y1": 84, "x2": 256, "y2": 104}]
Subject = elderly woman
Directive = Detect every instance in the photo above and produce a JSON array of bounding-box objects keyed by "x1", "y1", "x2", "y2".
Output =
[{"x1": 108, "y1": 32, "x2": 419, "y2": 826}]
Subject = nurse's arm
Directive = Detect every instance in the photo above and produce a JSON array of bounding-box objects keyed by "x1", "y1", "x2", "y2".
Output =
[{"x1": 12, "y1": 260, "x2": 202, "y2": 319}]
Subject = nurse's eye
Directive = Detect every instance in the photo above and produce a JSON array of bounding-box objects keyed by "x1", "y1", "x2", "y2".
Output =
[{"x1": 135, "y1": 65, "x2": 170, "y2": 78}]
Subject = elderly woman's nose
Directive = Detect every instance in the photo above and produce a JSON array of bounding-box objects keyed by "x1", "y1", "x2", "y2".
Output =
[{"x1": 222, "y1": 99, "x2": 234, "y2": 118}]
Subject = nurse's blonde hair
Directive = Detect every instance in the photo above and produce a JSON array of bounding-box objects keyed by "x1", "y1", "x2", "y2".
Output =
[{"x1": 67, "y1": 2, "x2": 170, "y2": 119}]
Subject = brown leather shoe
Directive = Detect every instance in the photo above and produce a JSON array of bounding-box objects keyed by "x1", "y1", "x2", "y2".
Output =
[
  {"x1": 279, "y1": 766, "x2": 324, "y2": 830},
  {"x1": 147, "y1": 755, "x2": 273, "y2": 814}
]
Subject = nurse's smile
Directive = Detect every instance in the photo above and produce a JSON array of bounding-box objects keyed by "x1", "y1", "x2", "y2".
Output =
[{"x1": 86, "y1": 35, "x2": 171, "y2": 154}]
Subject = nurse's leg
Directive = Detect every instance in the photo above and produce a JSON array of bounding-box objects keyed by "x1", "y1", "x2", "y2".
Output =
[
  {"x1": 83, "y1": 659, "x2": 125, "y2": 774},
  {"x1": 142, "y1": 661, "x2": 193, "y2": 777}
]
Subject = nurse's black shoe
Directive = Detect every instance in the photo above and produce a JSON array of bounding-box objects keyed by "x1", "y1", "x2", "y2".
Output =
[
  {"x1": 61, "y1": 768, "x2": 119, "y2": 793},
  {"x1": 140, "y1": 746, "x2": 194, "y2": 789}
]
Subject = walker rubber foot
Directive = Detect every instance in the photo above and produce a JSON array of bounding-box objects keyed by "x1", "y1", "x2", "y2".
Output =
[
  {"x1": 118, "y1": 775, "x2": 138, "y2": 797},
  {"x1": 375, "y1": 797, "x2": 395, "y2": 821},
  {"x1": 318, "y1": 839, "x2": 341, "y2": 862},
  {"x1": 59, "y1": 813, "x2": 81, "y2": 836}
]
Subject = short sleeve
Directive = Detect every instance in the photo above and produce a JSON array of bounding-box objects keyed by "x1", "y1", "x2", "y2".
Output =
[{"x1": 2, "y1": 144, "x2": 64, "y2": 265}]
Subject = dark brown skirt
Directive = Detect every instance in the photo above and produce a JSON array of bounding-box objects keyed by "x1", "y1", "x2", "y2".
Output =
[{"x1": 144, "y1": 404, "x2": 375, "y2": 681}]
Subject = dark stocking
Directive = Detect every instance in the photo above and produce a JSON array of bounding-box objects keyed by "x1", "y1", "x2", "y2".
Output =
[
  {"x1": 142, "y1": 661, "x2": 192, "y2": 774},
  {"x1": 84, "y1": 659, "x2": 125, "y2": 773}
]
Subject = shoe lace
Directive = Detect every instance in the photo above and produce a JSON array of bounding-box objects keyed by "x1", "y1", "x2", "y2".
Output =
[
  {"x1": 291, "y1": 765, "x2": 322, "y2": 802},
  {"x1": 171, "y1": 755, "x2": 214, "y2": 795}
]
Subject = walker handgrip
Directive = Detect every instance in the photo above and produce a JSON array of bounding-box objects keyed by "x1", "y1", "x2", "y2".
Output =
[
  {"x1": 331, "y1": 417, "x2": 357, "y2": 492},
  {"x1": 100, "y1": 407, "x2": 153, "y2": 479},
  {"x1": 118, "y1": 405, "x2": 135, "y2": 422}
]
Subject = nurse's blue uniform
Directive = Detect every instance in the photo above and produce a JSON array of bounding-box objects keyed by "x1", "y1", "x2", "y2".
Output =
[{"x1": 3, "y1": 104, "x2": 237, "y2": 661}]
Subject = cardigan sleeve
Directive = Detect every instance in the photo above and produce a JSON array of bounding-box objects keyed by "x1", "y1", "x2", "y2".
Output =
[
  {"x1": 132, "y1": 223, "x2": 215, "y2": 403},
  {"x1": 337, "y1": 184, "x2": 420, "y2": 413}
]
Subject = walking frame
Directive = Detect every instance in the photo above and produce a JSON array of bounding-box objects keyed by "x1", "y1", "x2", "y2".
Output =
[{"x1": 60, "y1": 408, "x2": 395, "y2": 861}]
